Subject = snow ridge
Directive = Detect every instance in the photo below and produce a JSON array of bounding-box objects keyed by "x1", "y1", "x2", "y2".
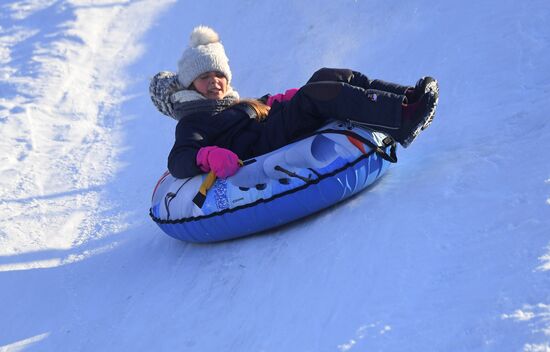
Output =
[{"x1": 0, "y1": 0, "x2": 174, "y2": 268}]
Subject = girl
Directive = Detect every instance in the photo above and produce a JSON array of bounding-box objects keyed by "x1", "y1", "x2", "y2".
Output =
[{"x1": 151, "y1": 26, "x2": 439, "y2": 180}]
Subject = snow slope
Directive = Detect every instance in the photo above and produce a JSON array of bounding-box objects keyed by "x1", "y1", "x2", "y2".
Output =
[{"x1": 1, "y1": 0, "x2": 550, "y2": 351}]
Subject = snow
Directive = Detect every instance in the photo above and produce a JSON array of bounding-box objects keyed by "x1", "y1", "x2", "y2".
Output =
[{"x1": 1, "y1": 0, "x2": 549, "y2": 351}]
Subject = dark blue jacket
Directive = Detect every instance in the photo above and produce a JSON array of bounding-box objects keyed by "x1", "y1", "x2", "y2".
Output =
[{"x1": 167, "y1": 100, "x2": 321, "y2": 179}]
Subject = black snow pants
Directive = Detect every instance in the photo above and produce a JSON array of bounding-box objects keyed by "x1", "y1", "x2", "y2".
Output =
[
  {"x1": 257, "y1": 68, "x2": 411, "y2": 153},
  {"x1": 306, "y1": 67, "x2": 411, "y2": 96}
]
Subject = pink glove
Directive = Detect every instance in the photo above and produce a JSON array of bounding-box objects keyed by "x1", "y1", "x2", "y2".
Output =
[
  {"x1": 196, "y1": 146, "x2": 240, "y2": 179},
  {"x1": 266, "y1": 88, "x2": 298, "y2": 106}
]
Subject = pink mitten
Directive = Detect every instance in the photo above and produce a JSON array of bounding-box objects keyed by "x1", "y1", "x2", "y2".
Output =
[
  {"x1": 266, "y1": 88, "x2": 298, "y2": 106},
  {"x1": 196, "y1": 146, "x2": 240, "y2": 178}
]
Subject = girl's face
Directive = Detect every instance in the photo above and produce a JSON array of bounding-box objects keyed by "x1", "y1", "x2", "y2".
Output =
[{"x1": 192, "y1": 71, "x2": 228, "y2": 99}]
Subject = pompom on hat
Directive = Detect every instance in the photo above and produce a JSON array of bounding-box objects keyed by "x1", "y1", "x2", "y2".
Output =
[{"x1": 177, "y1": 26, "x2": 232, "y2": 88}]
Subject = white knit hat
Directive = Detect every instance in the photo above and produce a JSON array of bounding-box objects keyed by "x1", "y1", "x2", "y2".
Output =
[{"x1": 177, "y1": 26, "x2": 232, "y2": 88}]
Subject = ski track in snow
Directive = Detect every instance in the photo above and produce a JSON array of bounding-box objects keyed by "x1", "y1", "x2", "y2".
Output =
[
  {"x1": 0, "y1": 0, "x2": 173, "y2": 265},
  {"x1": 1, "y1": 0, "x2": 550, "y2": 351}
]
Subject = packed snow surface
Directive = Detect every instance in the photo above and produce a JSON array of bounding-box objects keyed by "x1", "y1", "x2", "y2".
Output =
[{"x1": 1, "y1": 0, "x2": 549, "y2": 351}]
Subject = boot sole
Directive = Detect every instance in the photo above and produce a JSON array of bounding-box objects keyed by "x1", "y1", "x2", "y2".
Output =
[{"x1": 421, "y1": 79, "x2": 439, "y2": 131}]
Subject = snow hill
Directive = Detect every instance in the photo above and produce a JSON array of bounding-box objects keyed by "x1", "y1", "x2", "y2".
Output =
[{"x1": 1, "y1": 0, "x2": 550, "y2": 351}]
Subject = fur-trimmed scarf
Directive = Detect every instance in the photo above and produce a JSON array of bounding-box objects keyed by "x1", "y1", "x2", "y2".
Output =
[{"x1": 149, "y1": 71, "x2": 239, "y2": 121}]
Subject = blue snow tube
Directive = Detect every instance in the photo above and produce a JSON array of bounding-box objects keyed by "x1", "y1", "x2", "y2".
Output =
[{"x1": 149, "y1": 122, "x2": 397, "y2": 243}]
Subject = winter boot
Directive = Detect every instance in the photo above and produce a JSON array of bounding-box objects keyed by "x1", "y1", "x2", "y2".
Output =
[
  {"x1": 405, "y1": 76, "x2": 439, "y2": 129},
  {"x1": 392, "y1": 90, "x2": 438, "y2": 148}
]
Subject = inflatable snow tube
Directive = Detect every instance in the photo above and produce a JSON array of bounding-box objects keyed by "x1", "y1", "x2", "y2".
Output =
[{"x1": 149, "y1": 122, "x2": 397, "y2": 243}]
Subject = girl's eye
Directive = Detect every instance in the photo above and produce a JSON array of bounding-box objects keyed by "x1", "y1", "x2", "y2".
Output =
[{"x1": 198, "y1": 72, "x2": 224, "y2": 80}]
